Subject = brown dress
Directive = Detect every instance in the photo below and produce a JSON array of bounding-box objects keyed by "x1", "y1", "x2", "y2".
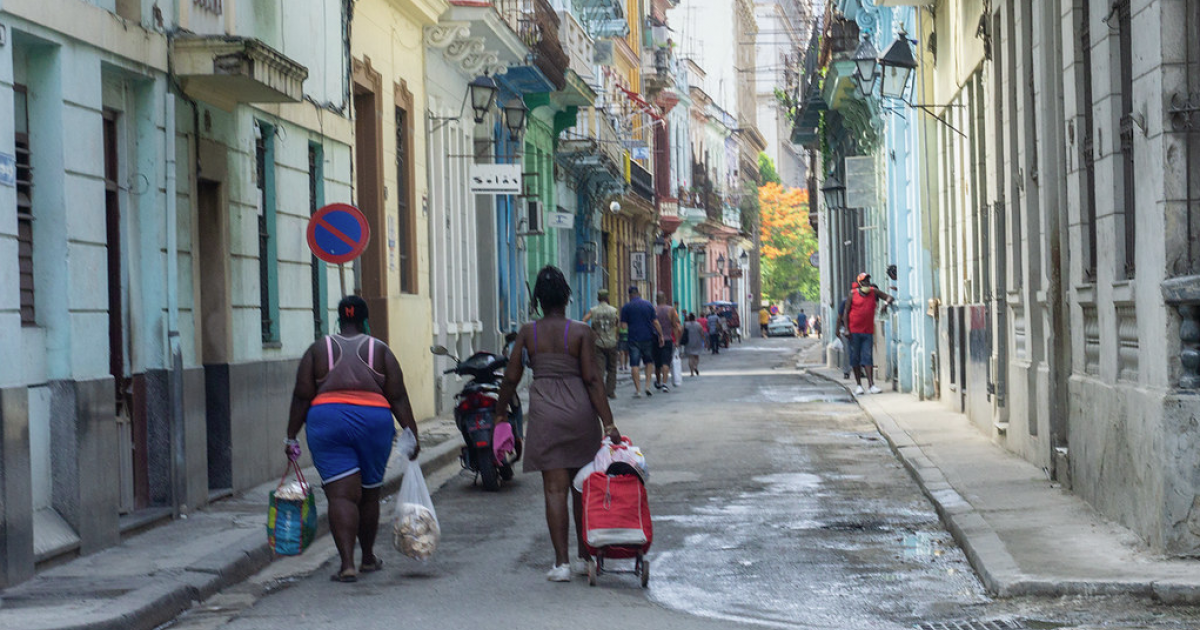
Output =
[{"x1": 522, "y1": 321, "x2": 603, "y2": 473}]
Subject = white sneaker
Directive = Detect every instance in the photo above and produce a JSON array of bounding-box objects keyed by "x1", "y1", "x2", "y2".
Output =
[
  {"x1": 546, "y1": 564, "x2": 571, "y2": 582},
  {"x1": 869, "y1": 385, "x2": 882, "y2": 394},
  {"x1": 571, "y1": 558, "x2": 590, "y2": 576},
  {"x1": 854, "y1": 385, "x2": 865, "y2": 395}
]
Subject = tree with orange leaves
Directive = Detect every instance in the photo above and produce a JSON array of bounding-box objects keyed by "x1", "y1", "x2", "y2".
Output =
[{"x1": 759, "y1": 181, "x2": 819, "y2": 302}]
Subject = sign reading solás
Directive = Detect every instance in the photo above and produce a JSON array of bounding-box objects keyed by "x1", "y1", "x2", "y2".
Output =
[{"x1": 470, "y1": 163, "x2": 522, "y2": 194}]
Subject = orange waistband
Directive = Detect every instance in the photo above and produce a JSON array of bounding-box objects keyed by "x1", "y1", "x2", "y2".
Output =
[{"x1": 312, "y1": 391, "x2": 390, "y2": 408}]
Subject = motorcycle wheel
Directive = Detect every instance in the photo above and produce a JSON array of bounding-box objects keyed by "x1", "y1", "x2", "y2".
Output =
[
  {"x1": 499, "y1": 462, "x2": 514, "y2": 481},
  {"x1": 477, "y1": 447, "x2": 500, "y2": 491}
]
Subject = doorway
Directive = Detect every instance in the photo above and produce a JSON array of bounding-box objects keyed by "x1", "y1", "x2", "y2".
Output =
[
  {"x1": 352, "y1": 59, "x2": 386, "y2": 340},
  {"x1": 196, "y1": 177, "x2": 232, "y2": 496},
  {"x1": 103, "y1": 109, "x2": 147, "y2": 514}
]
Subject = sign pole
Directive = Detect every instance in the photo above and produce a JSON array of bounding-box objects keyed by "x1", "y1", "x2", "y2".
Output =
[{"x1": 338, "y1": 263, "x2": 347, "y2": 299}]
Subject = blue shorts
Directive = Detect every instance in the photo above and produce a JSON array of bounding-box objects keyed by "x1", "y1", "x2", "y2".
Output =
[
  {"x1": 847, "y1": 333, "x2": 874, "y2": 368},
  {"x1": 628, "y1": 340, "x2": 655, "y2": 367},
  {"x1": 305, "y1": 403, "x2": 396, "y2": 488}
]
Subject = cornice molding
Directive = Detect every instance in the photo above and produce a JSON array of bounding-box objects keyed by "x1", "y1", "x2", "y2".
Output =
[{"x1": 423, "y1": 22, "x2": 508, "y2": 76}]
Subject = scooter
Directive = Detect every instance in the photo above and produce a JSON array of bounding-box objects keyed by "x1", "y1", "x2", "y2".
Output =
[{"x1": 431, "y1": 345, "x2": 523, "y2": 491}]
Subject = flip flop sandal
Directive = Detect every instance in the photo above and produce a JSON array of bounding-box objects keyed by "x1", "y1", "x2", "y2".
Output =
[
  {"x1": 330, "y1": 570, "x2": 358, "y2": 583},
  {"x1": 359, "y1": 557, "x2": 384, "y2": 573}
]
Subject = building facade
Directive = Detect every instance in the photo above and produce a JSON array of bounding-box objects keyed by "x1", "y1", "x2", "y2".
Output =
[
  {"x1": 0, "y1": 0, "x2": 353, "y2": 585},
  {"x1": 802, "y1": 0, "x2": 1200, "y2": 556}
]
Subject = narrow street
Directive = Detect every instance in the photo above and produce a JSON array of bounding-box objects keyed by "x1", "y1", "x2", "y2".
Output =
[{"x1": 165, "y1": 339, "x2": 1200, "y2": 630}]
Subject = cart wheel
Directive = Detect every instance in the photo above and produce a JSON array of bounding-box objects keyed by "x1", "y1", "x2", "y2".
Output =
[
  {"x1": 587, "y1": 559, "x2": 597, "y2": 586},
  {"x1": 640, "y1": 559, "x2": 650, "y2": 588}
]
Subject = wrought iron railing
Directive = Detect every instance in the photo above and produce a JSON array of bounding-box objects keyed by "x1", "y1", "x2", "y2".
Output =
[{"x1": 495, "y1": 0, "x2": 569, "y2": 90}]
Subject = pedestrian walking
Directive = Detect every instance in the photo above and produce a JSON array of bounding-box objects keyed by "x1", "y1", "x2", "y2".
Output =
[
  {"x1": 811, "y1": 315, "x2": 822, "y2": 338},
  {"x1": 707, "y1": 308, "x2": 722, "y2": 355},
  {"x1": 286, "y1": 295, "x2": 420, "y2": 583},
  {"x1": 494, "y1": 266, "x2": 621, "y2": 582},
  {"x1": 617, "y1": 324, "x2": 629, "y2": 371},
  {"x1": 834, "y1": 296, "x2": 851, "y2": 379},
  {"x1": 759, "y1": 306, "x2": 770, "y2": 337},
  {"x1": 620, "y1": 285, "x2": 665, "y2": 398},
  {"x1": 842, "y1": 273, "x2": 895, "y2": 395},
  {"x1": 653, "y1": 291, "x2": 682, "y2": 392},
  {"x1": 682, "y1": 313, "x2": 705, "y2": 376},
  {"x1": 796, "y1": 309, "x2": 808, "y2": 337},
  {"x1": 582, "y1": 290, "x2": 619, "y2": 399}
]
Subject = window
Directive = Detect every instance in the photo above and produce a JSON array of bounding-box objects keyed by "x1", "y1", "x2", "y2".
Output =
[
  {"x1": 309, "y1": 142, "x2": 327, "y2": 339},
  {"x1": 1079, "y1": 0, "x2": 1098, "y2": 280},
  {"x1": 14, "y1": 85, "x2": 34, "y2": 325},
  {"x1": 255, "y1": 122, "x2": 279, "y2": 344},
  {"x1": 395, "y1": 105, "x2": 417, "y2": 294},
  {"x1": 1116, "y1": 0, "x2": 1136, "y2": 277}
]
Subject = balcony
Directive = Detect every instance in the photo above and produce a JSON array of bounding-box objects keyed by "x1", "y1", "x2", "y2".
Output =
[
  {"x1": 571, "y1": 0, "x2": 628, "y2": 39},
  {"x1": 630, "y1": 160, "x2": 654, "y2": 202},
  {"x1": 171, "y1": 36, "x2": 307, "y2": 111},
  {"x1": 495, "y1": 0, "x2": 569, "y2": 91}
]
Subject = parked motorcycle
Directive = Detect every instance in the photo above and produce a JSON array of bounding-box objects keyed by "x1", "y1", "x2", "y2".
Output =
[{"x1": 431, "y1": 345, "x2": 523, "y2": 491}]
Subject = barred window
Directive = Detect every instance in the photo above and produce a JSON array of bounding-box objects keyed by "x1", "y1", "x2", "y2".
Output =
[
  {"x1": 14, "y1": 85, "x2": 34, "y2": 325},
  {"x1": 256, "y1": 122, "x2": 279, "y2": 344}
]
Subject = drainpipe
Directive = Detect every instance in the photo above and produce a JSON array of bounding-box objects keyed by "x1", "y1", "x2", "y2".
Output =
[{"x1": 164, "y1": 92, "x2": 186, "y2": 517}]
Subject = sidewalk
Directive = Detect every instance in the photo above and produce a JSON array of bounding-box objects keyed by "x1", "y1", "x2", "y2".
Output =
[
  {"x1": 0, "y1": 413, "x2": 463, "y2": 630},
  {"x1": 806, "y1": 364, "x2": 1200, "y2": 602}
]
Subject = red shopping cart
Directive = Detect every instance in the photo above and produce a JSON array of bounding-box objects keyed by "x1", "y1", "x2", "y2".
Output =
[{"x1": 581, "y1": 469, "x2": 652, "y2": 587}]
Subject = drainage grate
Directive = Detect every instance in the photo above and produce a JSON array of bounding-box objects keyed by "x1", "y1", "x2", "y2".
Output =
[{"x1": 916, "y1": 620, "x2": 1025, "y2": 630}]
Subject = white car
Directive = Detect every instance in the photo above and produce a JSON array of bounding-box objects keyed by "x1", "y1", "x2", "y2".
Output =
[{"x1": 766, "y1": 315, "x2": 797, "y2": 337}]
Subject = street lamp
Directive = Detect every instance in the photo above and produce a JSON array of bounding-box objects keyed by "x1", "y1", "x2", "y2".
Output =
[
  {"x1": 878, "y1": 28, "x2": 917, "y2": 100},
  {"x1": 653, "y1": 234, "x2": 667, "y2": 255},
  {"x1": 716, "y1": 253, "x2": 726, "y2": 272},
  {"x1": 502, "y1": 98, "x2": 527, "y2": 139},
  {"x1": 852, "y1": 34, "x2": 879, "y2": 96},
  {"x1": 821, "y1": 176, "x2": 847, "y2": 210},
  {"x1": 468, "y1": 74, "x2": 499, "y2": 123},
  {"x1": 739, "y1": 251, "x2": 749, "y2": 266}
]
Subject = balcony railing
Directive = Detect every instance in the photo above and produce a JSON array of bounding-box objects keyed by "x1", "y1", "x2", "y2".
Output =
[
  {"x1": 630, "y1": 161, "x2": 654, "y2": 202},
  {"x1": 496, "y1": 0, "x2": 570, "y2": 90},
  {"x1": 574, "y1": 106, "x2": 623, "y2": 168}
]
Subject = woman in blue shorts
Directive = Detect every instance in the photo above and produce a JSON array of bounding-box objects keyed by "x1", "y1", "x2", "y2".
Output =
[{"x1": 286, "y1": 296, "x2": 419, "y2": 582}]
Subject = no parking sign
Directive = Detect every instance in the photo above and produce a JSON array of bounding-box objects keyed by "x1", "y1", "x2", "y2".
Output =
[{"x1": 307, "y1": 203, "x2": 370, "y2": 264}]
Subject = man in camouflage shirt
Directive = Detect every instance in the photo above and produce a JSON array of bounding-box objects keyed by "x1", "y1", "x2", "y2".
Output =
[{"x1": 583, "y1": 290, "x2": 620, "y2": 398}]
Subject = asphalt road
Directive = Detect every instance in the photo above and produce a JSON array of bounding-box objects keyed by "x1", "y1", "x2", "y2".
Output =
[{"x1": 167, "y1": 337, "x2": 1200, "y2": 630}]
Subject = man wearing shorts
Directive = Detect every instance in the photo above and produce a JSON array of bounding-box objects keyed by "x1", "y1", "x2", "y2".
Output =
[
  {"x1": 653, "y1": 291, "x2": 682, "y2": 392},
  {"x1": 620, "y1": 285, "x2": 664, "y2": 398},
  {"x1": 841, "y1": 273, "x2": 894, "y2": 395}
]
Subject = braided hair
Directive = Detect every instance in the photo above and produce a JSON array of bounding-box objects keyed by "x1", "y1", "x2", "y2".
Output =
[{"x1": 532, "y1": 265, "x2": 572, "y2": 314}]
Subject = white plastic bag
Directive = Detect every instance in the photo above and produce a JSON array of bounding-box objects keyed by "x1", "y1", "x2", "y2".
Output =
[
  {"x1": 391, "y1": 430, "x2": 440, "y2": 561},
  {"x1": 829, "y1": 336, "x2": 844, "y2": 352},
  {"x1": 671, "y1": 349, "x2": 683, "y2": 386}
]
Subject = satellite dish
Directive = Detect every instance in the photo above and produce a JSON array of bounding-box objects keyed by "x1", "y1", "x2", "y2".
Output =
[{"x1": 609, "y1": 200, "x2": 621, "y2": 214}]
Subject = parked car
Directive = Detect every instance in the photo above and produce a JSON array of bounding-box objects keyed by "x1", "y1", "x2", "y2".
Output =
[{"x1": 766, "y1": 315, "x2": 797, "y2": 337}]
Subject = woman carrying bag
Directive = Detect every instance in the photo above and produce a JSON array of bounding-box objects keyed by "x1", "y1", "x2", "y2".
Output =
[{"x1": 286, "y1": 296, "x2": 420, "y2": 583}]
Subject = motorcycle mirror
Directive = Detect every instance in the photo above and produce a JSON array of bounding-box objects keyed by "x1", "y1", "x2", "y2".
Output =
[{"x1": 430, "y1": 345, "x2": 450, "y2": 356}]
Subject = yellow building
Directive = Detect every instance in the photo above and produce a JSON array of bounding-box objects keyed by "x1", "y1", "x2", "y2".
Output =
[{"x1": 350, "y1": 0, "x2": 447, "y2": 420}]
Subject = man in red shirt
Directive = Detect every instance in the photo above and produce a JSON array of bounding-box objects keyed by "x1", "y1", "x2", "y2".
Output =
[{"x1": 840, "y1": 273, "x2": 894, "y2": 395}]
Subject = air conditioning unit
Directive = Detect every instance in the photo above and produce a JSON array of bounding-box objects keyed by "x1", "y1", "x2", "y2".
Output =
[{"x1": 522, "y1": 199, "x2": 544, "y2": 235}]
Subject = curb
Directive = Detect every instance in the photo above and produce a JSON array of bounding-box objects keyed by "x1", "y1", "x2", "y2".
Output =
[
  {"x1": 805, "y1": 367, "x2": 1200, "y2": 602},
  {"x1": 42, "y1": 424, "x2": 464, "y2": 630}
]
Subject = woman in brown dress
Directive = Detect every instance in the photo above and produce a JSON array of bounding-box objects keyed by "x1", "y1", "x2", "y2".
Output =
[{"x1": 495, "y1": 266, "x2": 621, "y2": 582}]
